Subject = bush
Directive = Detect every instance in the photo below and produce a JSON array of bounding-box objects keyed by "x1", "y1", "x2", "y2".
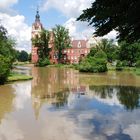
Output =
[
  {"x1": 87, "y1": 47, "x2": 98, "y2": 57},
  {"x1": 116, "y1": 60, "x2": 123, "y2": 71},
  {"x1": 122, "y1": 60, "x2": 128, "y2": 67},
  {"x1": 0, "y1": 55, "x2": 11, "y2": 84},
  {"x1": 136, "y1": 60, "x2": 140, "y2": 68},
  {"x1": 37, "y1": 58, "x2": 50, "y2": 67},
  {"x1": 79, "y1": 56, "x2": 107, "y2": 73},
  {"x1": 94, "y1": 50, "x2": 107, "y2": 59}
]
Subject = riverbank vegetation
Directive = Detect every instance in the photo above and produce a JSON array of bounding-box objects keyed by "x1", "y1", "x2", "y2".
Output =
[
  {"x1": 8, "y1": 72, "x2": 33, "y2": 82},
  {"x1": 0, "y1": 24, "x2": 32, "y2": 85},
  {"x1": 0, "y1": 25, "x2": 17, "y2": 84}
]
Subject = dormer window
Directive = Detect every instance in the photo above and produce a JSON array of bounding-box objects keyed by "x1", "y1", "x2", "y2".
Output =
[{"x1": 78, "y1": 41, "x2": 81, "y2": 48}]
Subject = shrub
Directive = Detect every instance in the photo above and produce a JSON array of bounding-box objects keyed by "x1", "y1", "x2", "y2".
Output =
[
  {"x1": 0, "y1": 55, "x2": 11, "y2": 84},
  {"x1": 116, "y1": 60, "x2": 123, "y2": 71},
  {"x1": 94, "y1": 50, "x2": 107, "y2": 59},
  {"x1": 79, "y1": 56, "x2": 107, "y2": 73},
  {"x1": 122, "y1": 60, "x2": 128, "y2": 67},
  {"x1": 136, "y1": 60, "x2": 140, "y2": 68},
  {"x1": 37, "y1": 58, "x2": 50, "y2": 67},
  {"x1": 87, "y1": 47, "x2": 98, "y2": 57}
]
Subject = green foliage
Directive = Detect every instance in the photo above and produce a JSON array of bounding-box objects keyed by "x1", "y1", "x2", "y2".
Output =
[
  {"x1": 77, "y1": 0, "x2": 140, "y2": 43},
  {"x1": 119, "y1": 41, "x2": 140, "y2": 66},
  {"x1": 32, "y1": 29, "x2": 50, "y2": 59},
  {"x1": 79, "y1": 50, "x2": 107, "y2": 73},
  {"x1": 116, "y1": 60, "x2": 123, "y2": 71},
  {"x1": 28, "y1": 53, "x2": 31, "y2": 62},
  {"x1": 0, "y1": 55, "x2": 11, "y2": 84},
  {"x1": 96, "y1": 39, "x2": 119, "y2": 62},
  {"x1": 122, "y1": 60, "x2": 129, "y2": 67},
  {"x1": 94, "y1": 50, "x2": 107, "y2": 59},
  {"x1": 37, "y1": 58, "x2": 50, "y2": 67},
  {"x1": 0, "y1": 24, "x2": 16, "y2": 84},
  {"x1": 53, "y1": 25, "x2": 71, "y2": 62},
  {"x1": 136, "y1": 60, "x2": 140, "y2": 68},
  {"x1": 17, "y1": 50, "x2": 29, "y2": 62},
  {"x1": 87, "y1": 47, "x2": 98, "y2": 57}
]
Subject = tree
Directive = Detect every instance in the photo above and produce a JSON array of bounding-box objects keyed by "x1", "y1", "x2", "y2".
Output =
[
  {"x1": 32, "y1": 29, "x2": 50, "y2": 59},
  {"x1": 77, "y1": 0, "x2": 140, "y2": 43},
  {"x1": 119, "y1": 41, "x2": 140, "y2": 66},
  {"x1": 87, "y1": 39, "x2": 119, "y2": 62},
  {"x1": 97, "y1": 39, "x2": 119, "y2": 62},
  {"x1": 18, "y1": 50, "x2": 29, "y2": 62},
  {"x1": 0, "y1": 24, "x2": 16, "y2": 84},
  {"x1": 53, "y1": 25, "x2": 71, "y2": 63}
]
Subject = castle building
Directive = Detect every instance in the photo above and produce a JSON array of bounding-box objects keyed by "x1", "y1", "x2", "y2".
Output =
[
  {"x1": 62, "y1": 40, "x2": 91, "y2": 64},
  {"x1": 31, "y1": 10, "x2": 95, "y2": 64}
]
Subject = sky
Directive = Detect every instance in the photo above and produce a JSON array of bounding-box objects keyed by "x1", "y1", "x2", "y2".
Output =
[{"x1": 0, "y1": 0, "x2": 117, "y2": 52}]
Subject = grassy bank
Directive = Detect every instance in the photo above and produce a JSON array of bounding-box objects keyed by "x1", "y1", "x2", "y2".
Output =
[
  {"x1": 135, "y1": 68, "x2": 140, "y2": 75},
  {"x1": 8, "y1": 72, "x2": 33, "y2": 82}
]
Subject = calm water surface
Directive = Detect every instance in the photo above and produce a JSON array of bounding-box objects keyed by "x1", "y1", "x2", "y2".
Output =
[{"x1": 0, "y1": 67, "x2": 140, "y2": 140}]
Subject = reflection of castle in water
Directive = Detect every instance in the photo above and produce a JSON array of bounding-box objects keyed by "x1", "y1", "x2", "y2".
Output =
[
  {"x1": 31, "y1": 67, "x2": 140, "y2": 119},
  {"x1": 31, "y1": 67, "x2": 88, "y2": 119}
]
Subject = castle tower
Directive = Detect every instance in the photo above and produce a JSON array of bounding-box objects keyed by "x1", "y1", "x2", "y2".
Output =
[{"x1": 31, "y1": 8, "x2": 43, "y2": 63}]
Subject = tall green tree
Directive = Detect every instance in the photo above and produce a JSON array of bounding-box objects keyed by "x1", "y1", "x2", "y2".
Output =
[
  {"x1": 32, "y1": 29, "x2": 50, "y2": 59},
  {"x1": 0, "y1": 24, "x2": 16, "y2": 84},
  {"x1": 53, "y1": 25, "x2": 71, "y2": 63},
  {"x1": 77, "y1": 0, "x2": 140, "y2": 43},
  {"x1": 18, "y1": 50, "x2": 29, "y2": 62}
]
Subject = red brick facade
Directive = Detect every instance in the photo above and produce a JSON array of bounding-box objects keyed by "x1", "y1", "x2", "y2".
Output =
[{"x1": 62, "y1": 40, "x2": 90, "y2": 64}]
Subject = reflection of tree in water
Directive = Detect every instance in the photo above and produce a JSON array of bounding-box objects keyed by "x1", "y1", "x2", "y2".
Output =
[
  {"x1": 0, "y1": 85, "x2": 15, "y2": 123},
  {"x1": 31, "y1": 67, "x2": 75, "y2": 118},
  {"x1": 89, "y1": 85, "x2": 114, "y2": 99},
  {"x1": 89, "y1": 85, "x2": 140, "y2": 111},
  {"x1": 52, "y1": 90, "x2": 69, "y2": 108},
  {"x1": 117, "y1": 86, "x2": 140, "y2": 111}
]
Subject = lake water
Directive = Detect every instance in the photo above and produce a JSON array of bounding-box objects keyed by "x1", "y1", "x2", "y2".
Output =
[{"x1": 0, "y1": 67, "x2": 140, "y2": 140}]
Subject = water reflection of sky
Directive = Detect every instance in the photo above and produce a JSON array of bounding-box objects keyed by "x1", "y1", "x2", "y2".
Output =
[{"x1": 0, "y1": 68, "x2": 140, "y2": 140}]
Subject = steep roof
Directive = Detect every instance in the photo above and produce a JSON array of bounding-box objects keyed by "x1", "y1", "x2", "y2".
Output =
[{"x1": 71, "y1": 40, "x2": 88, "y2": 48}]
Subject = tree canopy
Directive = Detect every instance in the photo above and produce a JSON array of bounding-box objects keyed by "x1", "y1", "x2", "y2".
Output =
[
  {"x1": 0, "y1": 24, "x2": 16, "y2": 84},
  {"x1": 53, "y1": 25, "x2": 71, "y2": 62},
  {"x1": 77, "y1": 0, "x2": 140, "y2": 43}
]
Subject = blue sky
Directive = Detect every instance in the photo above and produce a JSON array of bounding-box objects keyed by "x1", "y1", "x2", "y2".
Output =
[{"x1": 0, "y1": 0, "x2": 116, "y2": 52}]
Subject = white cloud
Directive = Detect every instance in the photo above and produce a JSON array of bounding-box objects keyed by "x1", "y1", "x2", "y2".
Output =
[
  {"x1": 41, "y1": 0, "x2": 117, "y2": 40},
  {"x1": 0, "y1": 0, "x2": 18, "y2": 9},
  {"x1": 64, "y1": 18, "x2": 94, "y2": 39},
  {"x1": 13, "y1": 81, "x2": 31, "y2": 110},
  {"x1": 0, "y1": 13, "x2": 31, "y2": 52},
  {"x1": 0, "y1": 117, "x2": 24, "y2": 140},
  {"x1": 64, "y1": 18, "x2": 117, "y2": 40},
  {"x1": 41, "y1": 0, "x2": 93, "y2": 18}
]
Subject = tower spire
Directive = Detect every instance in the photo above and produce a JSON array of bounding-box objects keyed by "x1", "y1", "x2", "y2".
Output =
[{"x1": 35, "y1": 6, "x2": 40, "y2": 22}]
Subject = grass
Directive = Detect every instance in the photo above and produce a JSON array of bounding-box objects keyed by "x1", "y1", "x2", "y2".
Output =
[
  {"x1": 135, "y1": 68, "x2": 140, "y2": 75},
  {"x1": 13, "y1": 61, "x2": 31, "y2": 66},
  {"x1": 8, "y1": 72, "x2": 33, "y2": 82}
]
